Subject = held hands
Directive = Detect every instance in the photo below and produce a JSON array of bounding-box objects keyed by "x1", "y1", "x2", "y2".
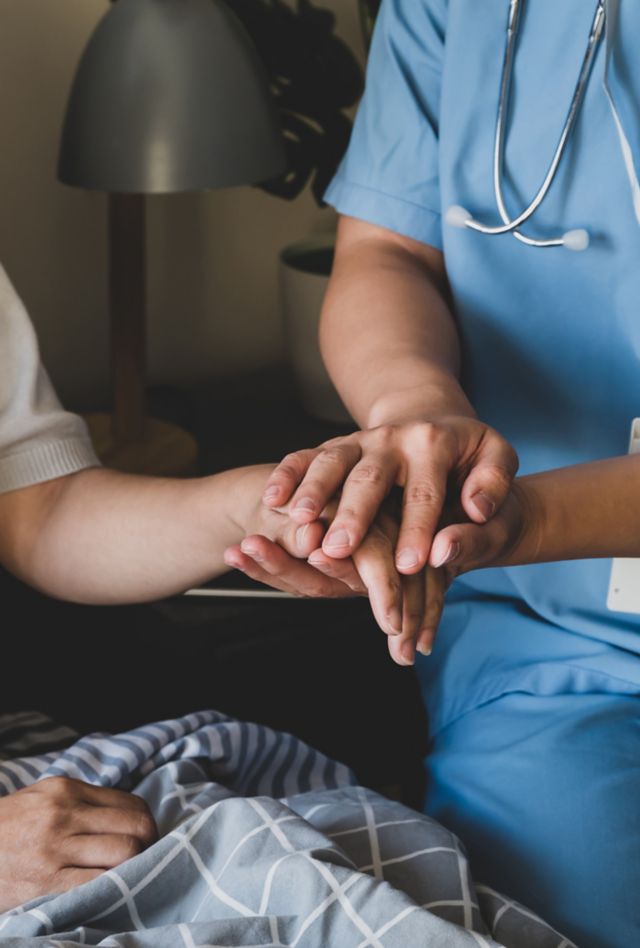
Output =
[
  {"x1": 232, "y1": 480, "x2": 537, "y2": 666},
  {"x1": 226, "y1": 506, "x2": 444, "y2": 665},
  {"x1": 0, "y1": 777, "x2": 157, "y2": 912},
  {"x1": 261, "y1": 417, "x2": 518, "y2": 573},
  {"x1": 223, "y1": 421, "x2": 524, "y2": 665}
]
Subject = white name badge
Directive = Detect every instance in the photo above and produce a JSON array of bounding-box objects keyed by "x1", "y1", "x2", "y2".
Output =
[{"x1": 607, "y1": 418, "x2": 640, "y2": 614}]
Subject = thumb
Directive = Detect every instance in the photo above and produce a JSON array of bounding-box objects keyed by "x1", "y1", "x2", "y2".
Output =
[
  {"x1": 429, "y1": 522, "x2": 493, "y2": 573},
  {"x1": 460, "y1": 435, "x2": 518, "y2": 524},
  {"x1": 272, "y1": 518, "x2": 327, "y2": 559}
]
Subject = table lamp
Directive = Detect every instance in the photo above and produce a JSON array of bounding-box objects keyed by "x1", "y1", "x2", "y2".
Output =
[{"x1": 58, "y1": 0, "x2": 286, "y2": 475}]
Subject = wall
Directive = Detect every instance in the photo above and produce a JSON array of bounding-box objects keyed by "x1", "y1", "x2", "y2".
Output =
[{"x1": 0, "y1": 0, "x2": 364, "y2": 407}]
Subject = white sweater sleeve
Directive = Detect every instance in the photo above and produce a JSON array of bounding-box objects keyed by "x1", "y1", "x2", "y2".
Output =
[{"x1": 0, "y1": 264, "x2": 100, "y2": 494}]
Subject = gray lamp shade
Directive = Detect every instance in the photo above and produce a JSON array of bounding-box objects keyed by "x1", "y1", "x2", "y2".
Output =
[{"x1": 58, "y1": 0, "x2": 286, "y2": 193}]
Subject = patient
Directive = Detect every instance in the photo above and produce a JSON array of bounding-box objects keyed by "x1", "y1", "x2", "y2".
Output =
[{"x1": 0, "y1": 262, "x2": 431, "y2": 909}]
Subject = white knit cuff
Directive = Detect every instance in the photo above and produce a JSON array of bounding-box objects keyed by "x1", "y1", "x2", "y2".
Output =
[{"x1": 0, "y1": 437, "x2": 101, "y2": 494}]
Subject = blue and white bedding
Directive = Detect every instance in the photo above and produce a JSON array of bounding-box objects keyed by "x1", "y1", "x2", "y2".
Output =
[{"x1": 0, "y1": 710, "x2": 575, "y2": 947}]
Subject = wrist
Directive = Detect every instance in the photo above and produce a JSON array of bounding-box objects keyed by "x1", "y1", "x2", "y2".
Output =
[
  {"x1": 224, "y1": 464, "x2": 276, "y2": 538},
  {"x1": 366, "y1": 374, "x2": 475, "y2": 428},
  {"x1": 499, "y1": 477, "x2": 549, "y2": 567}
]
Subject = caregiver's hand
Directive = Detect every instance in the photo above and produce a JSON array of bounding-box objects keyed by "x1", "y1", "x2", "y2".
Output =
[
  {"x1": 0, "y1": 777, "x2": 157, "y2": 912},
  {"x1": 261, "y1": 417, "x2": 518, "y2": 575}
]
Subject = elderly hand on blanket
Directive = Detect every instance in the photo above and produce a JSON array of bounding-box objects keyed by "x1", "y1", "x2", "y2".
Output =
[{"x1": 0, "y1": 776, "x2": 156, "y2": 912}]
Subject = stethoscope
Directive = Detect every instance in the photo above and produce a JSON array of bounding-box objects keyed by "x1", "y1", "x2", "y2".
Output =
[{"x1": 446, "y1": 0, "x2": 606, "y2": 251}]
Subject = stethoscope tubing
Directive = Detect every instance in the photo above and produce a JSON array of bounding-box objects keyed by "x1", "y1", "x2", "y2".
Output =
[{"x1": 449, "y1": 0, "x2": 606, "y2": 249}]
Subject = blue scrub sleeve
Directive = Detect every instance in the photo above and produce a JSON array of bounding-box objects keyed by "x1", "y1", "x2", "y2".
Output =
[{"x1": 325, "y1": 0, "x2": 447, "y2": 250}]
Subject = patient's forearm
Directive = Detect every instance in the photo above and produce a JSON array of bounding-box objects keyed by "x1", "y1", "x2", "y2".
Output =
[
  {"x1": 509, "y1": 455, "x2": 640, "y2": 565},
  {"x1": 0, "y1": 466, "x2": 272, "y2": 603}
]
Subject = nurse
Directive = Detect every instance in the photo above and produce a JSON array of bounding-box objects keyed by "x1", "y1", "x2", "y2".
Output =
[{"x1": 237, "y1": 1, "x2": 640, "y2": 946}]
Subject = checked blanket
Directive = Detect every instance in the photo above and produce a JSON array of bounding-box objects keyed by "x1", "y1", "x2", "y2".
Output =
[{"x1": 0, "y1": 710, "x2": 575, "y2": 947}]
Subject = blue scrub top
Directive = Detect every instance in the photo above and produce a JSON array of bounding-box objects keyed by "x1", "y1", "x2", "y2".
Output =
[{"x1": 325, "y1": 0, "x2": 640, "y2": 734}]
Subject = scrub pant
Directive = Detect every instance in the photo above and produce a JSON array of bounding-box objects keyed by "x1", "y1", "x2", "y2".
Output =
[{"x1": 423, "y1": 690, "x2": 640, "y2": 948}]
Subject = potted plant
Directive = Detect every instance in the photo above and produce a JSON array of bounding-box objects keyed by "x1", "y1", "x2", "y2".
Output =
[{"x1": 221, "y1": 0, "x2": 381, "y2": 422}]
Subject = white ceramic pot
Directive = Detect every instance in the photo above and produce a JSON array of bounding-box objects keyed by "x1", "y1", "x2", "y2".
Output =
[{"x1": 280, "y1": 236, "x2": 352, "y2": 424}]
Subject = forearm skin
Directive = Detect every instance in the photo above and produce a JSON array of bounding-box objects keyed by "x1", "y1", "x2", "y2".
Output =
[
  {"x1": 0, "y1": 465, "x2": 273, "y2": 604},
  {"x1": 320, "y1": 216, "x2": 475, "y2": 427},
  {"x1": 507, "y1": 456, "x2": 640, "y2": 566}
]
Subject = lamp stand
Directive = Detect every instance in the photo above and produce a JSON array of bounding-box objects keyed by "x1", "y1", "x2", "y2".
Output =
[{"x1": 84, "y1": 194, "x2": 198, "y2": 476}]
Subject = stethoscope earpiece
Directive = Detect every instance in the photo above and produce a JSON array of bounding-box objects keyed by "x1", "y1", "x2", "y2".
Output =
[
  {"x1": 445, "y1": 205, "x2": 472, "y2": 229},
  {"x1": 561, "y1": 229, "x2": 589, "y2": 252}
]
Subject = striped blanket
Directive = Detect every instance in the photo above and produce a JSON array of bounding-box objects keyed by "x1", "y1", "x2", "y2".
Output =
[{"x1": 0, "y1": 710, "x2": 575, "y2": 947}]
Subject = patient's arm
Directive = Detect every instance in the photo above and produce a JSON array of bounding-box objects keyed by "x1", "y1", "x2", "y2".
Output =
[
  {"x1": 0, "y1": 776, "x2": 157, "y2": 912},
  {"x1": 0, "y1": 465, "x2": 357, "y2": 604}
]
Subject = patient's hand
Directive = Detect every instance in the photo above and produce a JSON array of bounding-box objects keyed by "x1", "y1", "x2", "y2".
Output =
[
  {"x1": 430, "y1": 480, "x2": 542, "y2": 578},
  {"x1": 0, "y1": 777, "x2": 157, "y2": 912},
  {"x1": 224, "y1": 469, "x2": 367, "y2": 600}
]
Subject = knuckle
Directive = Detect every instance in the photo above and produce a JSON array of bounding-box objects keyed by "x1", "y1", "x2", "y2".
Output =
[
  {"x1": 373, "y1": 424, "x2": 395, "y2": 446},
  {"x1": 40, "y1": 776, "x2": 72, "y2": 798},
  {"x1": 350, "y1": 464, "x2": 385, "y2": 485},
  {"x1": 412, "y1": 420, "x2": 439, "y2": 445},
  {"x1": 335, "y1": 505, "x2": 359, "y2": 524},
  {"x1": 317, "y1": 447, "x2": 346, "y2": 466},
  {"x1": 482, "y1": 464, "x2": 513, "y2": 493},
  {"x1": 404, "y1": 482, "x2": 440, "y2": 507},
  {"x1": 276, "y1": 462, "x2": 302, "y2": 481}
]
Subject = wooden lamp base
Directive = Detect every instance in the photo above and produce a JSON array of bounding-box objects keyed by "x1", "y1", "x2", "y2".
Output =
[{"x1": 85, "y1": 413, "x2": 198, "y2": 477}]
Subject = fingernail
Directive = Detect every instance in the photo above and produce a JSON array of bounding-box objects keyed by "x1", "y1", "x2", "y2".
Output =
[
  {"x1": 309, "y1": 554, "x2": 331, "y2": 574},
  {"x1": 400, "y1": 639, "x2": 415, "y2": 665},
  {"x1": 396, "y1": 548, "x2": 419, "y2": 570},
  {"x1": 432, "y1": 540, "x2": 460, "y2": 569},
  {"x1": 296, "y1": 524, "x2": 309, "y2": 548},
  {"x1": 224, "y1": 555, "x2": 245, "y2": 572},
  {"x1": 324, "y1": 529, "x2": 350, "y2": 551},
  {"x1": 472, "y1": 491, "x2": 495, "y2": 522},
  {"x1": 240, "y1": 541, "x2": 262, "y2": 562},
  {"x1": 263, "y1": 486, "x2": 280, "y2": 502},
  {"x1": 417, "y1": 632, "x2": 433, "y2": 656},
  {"x1": 294, "y1": 497, "x2": 316, "y2": 513}
]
